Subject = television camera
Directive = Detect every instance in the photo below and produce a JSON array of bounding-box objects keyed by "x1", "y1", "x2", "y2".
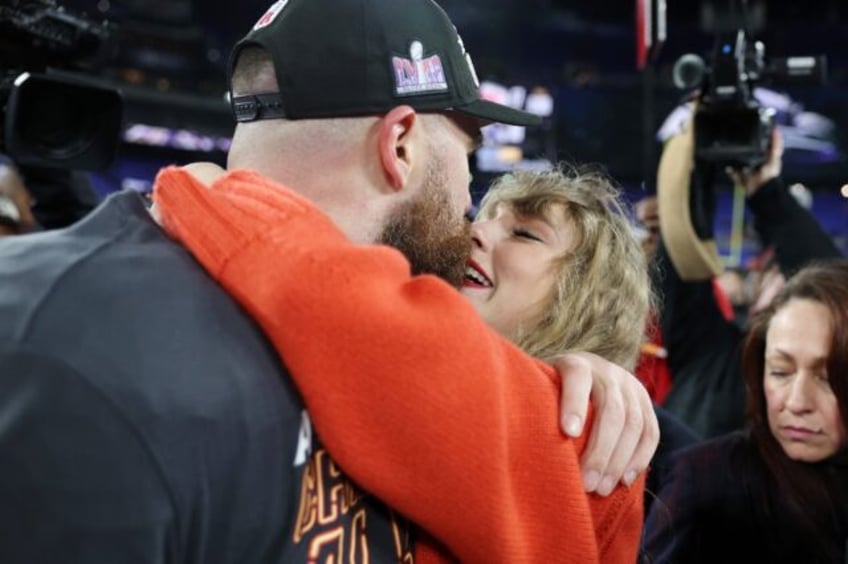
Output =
[
  {"x1": 0, "y1": 0, "x2": 123, "y2": 171},
  {"x1": 673, "y1": 28, "x2": 827, "y2": 170}
]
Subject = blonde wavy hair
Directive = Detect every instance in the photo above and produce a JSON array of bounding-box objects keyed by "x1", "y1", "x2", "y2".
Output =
[{"x1": 476, "y1": 164, "x2": 653, "y2": 370}]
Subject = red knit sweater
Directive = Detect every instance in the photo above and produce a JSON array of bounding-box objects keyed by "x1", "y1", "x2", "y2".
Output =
[{"x1": 153, "y1": 167, "x2": 644, "y2": 564}]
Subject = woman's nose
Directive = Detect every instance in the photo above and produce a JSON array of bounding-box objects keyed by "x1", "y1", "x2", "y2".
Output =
[
  {"x1": 785, "y1": 374, "x2": 815, "y2": 414},
  {"x1": 470, "y1": 220, "x2": 492, "y2": 251}
]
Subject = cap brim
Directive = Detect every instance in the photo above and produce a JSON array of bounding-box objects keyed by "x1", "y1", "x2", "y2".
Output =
[{"x1": 454, "y1": 99, "x2": 542, "y2": 127}]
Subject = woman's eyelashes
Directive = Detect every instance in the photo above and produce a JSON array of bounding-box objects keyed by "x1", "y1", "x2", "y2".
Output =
[{"x1": 513, "y1": 227, "x2": 544, "y2": 242}]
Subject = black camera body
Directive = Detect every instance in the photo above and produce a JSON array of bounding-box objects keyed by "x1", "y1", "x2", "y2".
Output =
[
  {"x1": 674, "y1": 29, "x2": 827, "y2": 170},
  {"x1": 0, "y1": 0, "x2": 123, "y2": 171}
]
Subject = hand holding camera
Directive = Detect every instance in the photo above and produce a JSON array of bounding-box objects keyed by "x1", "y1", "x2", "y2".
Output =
[{"x1": 725, "y1": 126, "x2": 784, "y2": 196}]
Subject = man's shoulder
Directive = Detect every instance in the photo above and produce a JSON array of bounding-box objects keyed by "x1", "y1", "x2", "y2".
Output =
[
  {"x1": 0, "y1": 190, "x2": 303, "y2": 464},
  {"x1": 1, "y1": 191, "x2": 251, "y2": 351},
  {"x1": 0, "y1": 193, "x2": 306, "y2": 561},
  {"x1": 0, "y1": 192, "x2": 186, "y2": 334}
]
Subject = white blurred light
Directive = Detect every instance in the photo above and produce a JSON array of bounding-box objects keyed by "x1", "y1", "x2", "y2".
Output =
[
  {"x1": 841, "y1": 184, "x2": 848, "y2": 199},
  {"x1": 788, "y1": 183, "x2": 813, "y2": 210},
  {"x1": 526, "y1": 91, "x2": 554, "y2": 117},
  {"x1": 123, "y1": 123, "x2": 231, "y2": 153},
  {"x1": 122, "y1": 178, "x2": 152, "y2": 193}
]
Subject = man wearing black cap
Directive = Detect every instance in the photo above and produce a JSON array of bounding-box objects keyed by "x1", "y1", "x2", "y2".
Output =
[{"x1": 0, "y1": 0, "x2": 656, "y2": 562}]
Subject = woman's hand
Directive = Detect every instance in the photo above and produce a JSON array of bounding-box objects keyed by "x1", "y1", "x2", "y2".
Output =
[{"x1": 552, "y1": 351, "x2": 659, "y2": 496}]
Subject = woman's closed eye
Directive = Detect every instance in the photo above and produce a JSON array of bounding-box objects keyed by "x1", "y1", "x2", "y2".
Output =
[
  {"x1": 766, "y1": 363, "x2": 793, "y2": 378},
  {"x1": 513, "y1": 228, "x2": 544, "y2": 242}
]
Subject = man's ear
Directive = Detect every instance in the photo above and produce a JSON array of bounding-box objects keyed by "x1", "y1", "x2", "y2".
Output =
[{"x1": 378, "y1": 106, "x2": 419, "y2": 191}]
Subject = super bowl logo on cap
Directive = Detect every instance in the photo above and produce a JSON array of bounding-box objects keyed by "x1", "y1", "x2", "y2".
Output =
[
  {"x1": 393, "y1": 41, "x2": 449, "y2": 95},
  {"x1": 253, "y1": 0, "x2": 289, "y2": 30}
]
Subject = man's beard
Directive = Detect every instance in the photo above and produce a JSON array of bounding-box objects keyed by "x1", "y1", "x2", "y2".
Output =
[{"x1": 378, "y1": 156, "x2": 471, "y2": 288}]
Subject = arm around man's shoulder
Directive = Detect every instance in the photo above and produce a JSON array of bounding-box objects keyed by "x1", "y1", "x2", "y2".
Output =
[{"x1": 0, "y1": 350, "x2": 177, "y2": 564}]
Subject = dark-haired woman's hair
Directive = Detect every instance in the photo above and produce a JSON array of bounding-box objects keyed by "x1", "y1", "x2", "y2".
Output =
[{"x1": 741, "y1": 258, "x2": 848, "y2": 561}]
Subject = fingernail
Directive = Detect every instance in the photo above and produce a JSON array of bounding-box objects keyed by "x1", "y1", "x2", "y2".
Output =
[
  {"x1": 564, "y1": 415, "x2": 582, "y2": 437},
  {"x1": 623, "y1": 470, "x2": 638, "y2": 487},
  {"x1": 597, "y1": 476, "x2": 616, "y2": 497},
  {"x1": 583, "y1": 470, "x2": 601, "y2": 492}
]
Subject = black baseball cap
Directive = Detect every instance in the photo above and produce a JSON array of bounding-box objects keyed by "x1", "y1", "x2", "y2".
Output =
[{"x1": 228, "y1": 0, "x2": 541, "y2": 127}]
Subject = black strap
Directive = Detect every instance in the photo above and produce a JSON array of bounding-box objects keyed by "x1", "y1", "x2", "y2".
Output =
[{"x1": 232, "y1": 93, "x2": 287, "y2": 122}]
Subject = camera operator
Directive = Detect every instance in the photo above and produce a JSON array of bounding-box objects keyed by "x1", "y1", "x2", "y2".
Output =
[
  {"x1": 0, "y1": 154, "x2": 37, "y2": 236},
  {"x1": 647, "y1": 123, "x2": 844, "y2": 440}
]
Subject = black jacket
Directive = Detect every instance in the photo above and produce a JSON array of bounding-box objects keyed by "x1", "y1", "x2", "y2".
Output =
[
  {"x1": 643, "y1": 431, "x2": 848, "y2": 564},
  {"x1": 0, "y1": 192, "x2": 409, "y2": 563}
]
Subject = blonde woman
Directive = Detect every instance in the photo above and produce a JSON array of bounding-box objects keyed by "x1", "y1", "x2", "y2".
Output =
[{"x1": 154, "y1": 164, "x2": 653, "y2": 563}]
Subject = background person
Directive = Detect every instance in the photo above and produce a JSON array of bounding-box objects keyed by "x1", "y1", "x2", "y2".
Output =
[
  {"x1": 648, "y1": 127, "x2": 843, "y2": 439},
  {"x1": 643, "y1": 258, "x2": 848, "y2": 563}
]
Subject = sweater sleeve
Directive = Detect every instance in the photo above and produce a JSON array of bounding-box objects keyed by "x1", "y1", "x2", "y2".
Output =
[{"x1": 153, "y1": 167, "x2": 643, "y2": 564}]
